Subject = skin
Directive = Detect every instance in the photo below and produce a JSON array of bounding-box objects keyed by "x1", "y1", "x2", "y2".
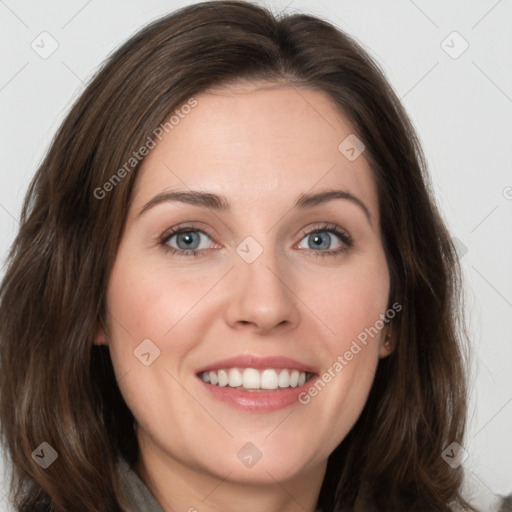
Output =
[{"x1": 96, "y1": 82, "x2": 393, "y2": 512}]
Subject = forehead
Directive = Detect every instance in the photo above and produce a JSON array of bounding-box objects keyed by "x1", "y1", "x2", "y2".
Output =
[{"x1": 132, "y1": 83, "x2": 378, "y2": 220}]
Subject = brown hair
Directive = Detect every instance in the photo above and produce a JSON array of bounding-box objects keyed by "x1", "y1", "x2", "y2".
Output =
[{"x1": 0, "y1": 1, "x2": 476, "y2": 511}]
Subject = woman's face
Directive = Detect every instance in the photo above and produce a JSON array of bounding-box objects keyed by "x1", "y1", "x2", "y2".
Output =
[{"x1": 100, "y1": 83, "x2": 391, "y2": 487}]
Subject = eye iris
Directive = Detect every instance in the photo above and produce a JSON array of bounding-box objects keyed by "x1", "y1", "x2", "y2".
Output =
[
  {"x1": 177, "y1": 232, "x2": 200, "y2": 250},
  {"x1": 309, "y1": 232, "x2": 330, "y2": 250}
]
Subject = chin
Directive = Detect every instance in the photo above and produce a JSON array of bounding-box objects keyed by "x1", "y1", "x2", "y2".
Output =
[{"x1": 201, "y1": 437, "x2": 323, "y2": 484}]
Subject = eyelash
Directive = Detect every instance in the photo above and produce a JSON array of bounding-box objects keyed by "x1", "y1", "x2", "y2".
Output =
[{"x1": 158, "y1": 223, "x2": 353, "y2": 258}]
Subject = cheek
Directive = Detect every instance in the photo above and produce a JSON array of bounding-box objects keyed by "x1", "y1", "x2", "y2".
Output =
[
  {"x1": 104, "y1": 254, "x2": 221, "y2": 404},
  {"x1": 298, "y1": 254, "x2": 389, "y2": 416},
  {"x1": 104, "y1": 260, "x2": 195, "y2": 432},
  {"x1": 106, "y1": 256, "x2": 206, "y2": 346},
  {"x1": 103, "y1": 260, "x2": 170, "y2": 391},
  {"x1": 311, "y1": 257, "x2": 390, "y2": 350}
]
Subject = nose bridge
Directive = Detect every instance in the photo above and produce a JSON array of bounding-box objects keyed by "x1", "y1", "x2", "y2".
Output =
[
  {"x1": 226, "y1": 232, "x2": 299, "y2": 333},
  {"x1": 239, "y1": 236, "x2": 283, "y2": 288}
]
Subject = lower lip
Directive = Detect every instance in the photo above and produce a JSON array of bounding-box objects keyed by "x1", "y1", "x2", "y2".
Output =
[{"x1": 198, "y1": 376, "x2": 318, "y2": 411}]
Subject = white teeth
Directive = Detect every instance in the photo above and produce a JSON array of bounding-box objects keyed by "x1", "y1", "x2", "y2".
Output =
[
  {"x1": 242, "y1": 368, "x2": 260, "y2": 389},
  {"x1": 217, "y1": 369, "x2": 229, "y2": 387},
  {"x1": 228, "y1": 368, "x2": 243, "y2": 387},
  {"x1": 278, "y1": 369, "x2": 290, "y2": 388},
  {"x1": 200, "y1": 368, "x2": 310, "y2": 390},
  {"x1": 261, "y1": 369, "x2": 278, "y2": 390}
]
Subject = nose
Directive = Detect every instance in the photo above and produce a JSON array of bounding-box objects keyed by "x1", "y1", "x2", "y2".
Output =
[{"x1": 224, "y1": 244, "x2": 300, "y2": 336}]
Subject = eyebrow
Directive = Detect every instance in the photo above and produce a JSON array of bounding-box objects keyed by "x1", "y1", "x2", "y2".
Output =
[{"x1": 137, "y1": 188, "x2": 372, "y2": 225}]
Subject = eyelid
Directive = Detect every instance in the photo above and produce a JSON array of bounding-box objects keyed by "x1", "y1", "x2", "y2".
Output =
[
  {"x1": 158, "y1": 222, "x2": 217, "y2": 243},
  {"x1": 299, "y1": 223, "x2": 352, "y2": 244},
  {"x1": 158, "y1": 224, "x2": 219, "y2": 252},
  {"x1": 294, "y1": 223, "x2": 352, "y2": 257}
]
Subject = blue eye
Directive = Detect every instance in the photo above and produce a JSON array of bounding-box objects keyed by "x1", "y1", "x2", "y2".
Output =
[
  {"x1": 296, "y1": 224, "x2": 352, "y2": 257},
  {"x1": 158, "y1": 223, "x2": 352, "y2": 258},
  {"x1": 160, "y1": 228, "x2": 214, "y2": 256},
  {"x1": 301, "y1": 231, "x2": 338, "y2": 250}
]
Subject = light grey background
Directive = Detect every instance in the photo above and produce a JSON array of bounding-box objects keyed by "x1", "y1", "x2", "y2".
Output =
[{"x1": 1, "y1": 0, "x2": 511, "y2": 510}]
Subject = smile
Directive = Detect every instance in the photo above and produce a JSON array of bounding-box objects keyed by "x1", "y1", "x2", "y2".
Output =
[
  {"x1": 195, "y1": 355, "x2": 319, "y2": 411},
  {"x1": 199, "y1": 368, "x2": 314, "y2": 391}
]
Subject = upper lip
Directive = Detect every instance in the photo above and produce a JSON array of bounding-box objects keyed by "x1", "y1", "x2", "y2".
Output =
[{"x1": 196, "y1": 355, "x2": 318, "y2": 375}]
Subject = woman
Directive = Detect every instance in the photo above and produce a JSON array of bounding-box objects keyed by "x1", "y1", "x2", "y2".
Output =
[{"x1": 0, "y1": 1, "x2": 485, "y2": 511}]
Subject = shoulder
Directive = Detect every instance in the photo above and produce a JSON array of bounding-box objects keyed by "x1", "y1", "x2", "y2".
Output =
[
  {"x1": 499, "y1": 495, "x2": 512, "y2": 512},
  {"x1": 116, "y1": 457, "x2": 164, "y2": 512}
]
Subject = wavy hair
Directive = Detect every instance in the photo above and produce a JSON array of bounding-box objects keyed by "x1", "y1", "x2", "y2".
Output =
[{"x1": 0, "y1": 1, "x2": 476, "y2": 511}]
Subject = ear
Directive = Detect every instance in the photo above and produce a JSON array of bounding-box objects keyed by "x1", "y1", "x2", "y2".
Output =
[
  {"x1": 93, "y1": 319, "x2": 108, "y2": 346},
  {"x1": 378, "y1": 324, "x2": 393, "y2": 358}
]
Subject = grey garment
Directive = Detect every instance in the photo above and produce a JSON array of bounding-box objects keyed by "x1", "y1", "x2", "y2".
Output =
[
  {"x1": 500, "y1": 495, "x2": 512, "y2": 512},
  {"x1": 115, "y1": 458, "x2": 511, "y2": 512},
  {"x1": 117, "y1": 458, "x2": 165, "y2": 512}
]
